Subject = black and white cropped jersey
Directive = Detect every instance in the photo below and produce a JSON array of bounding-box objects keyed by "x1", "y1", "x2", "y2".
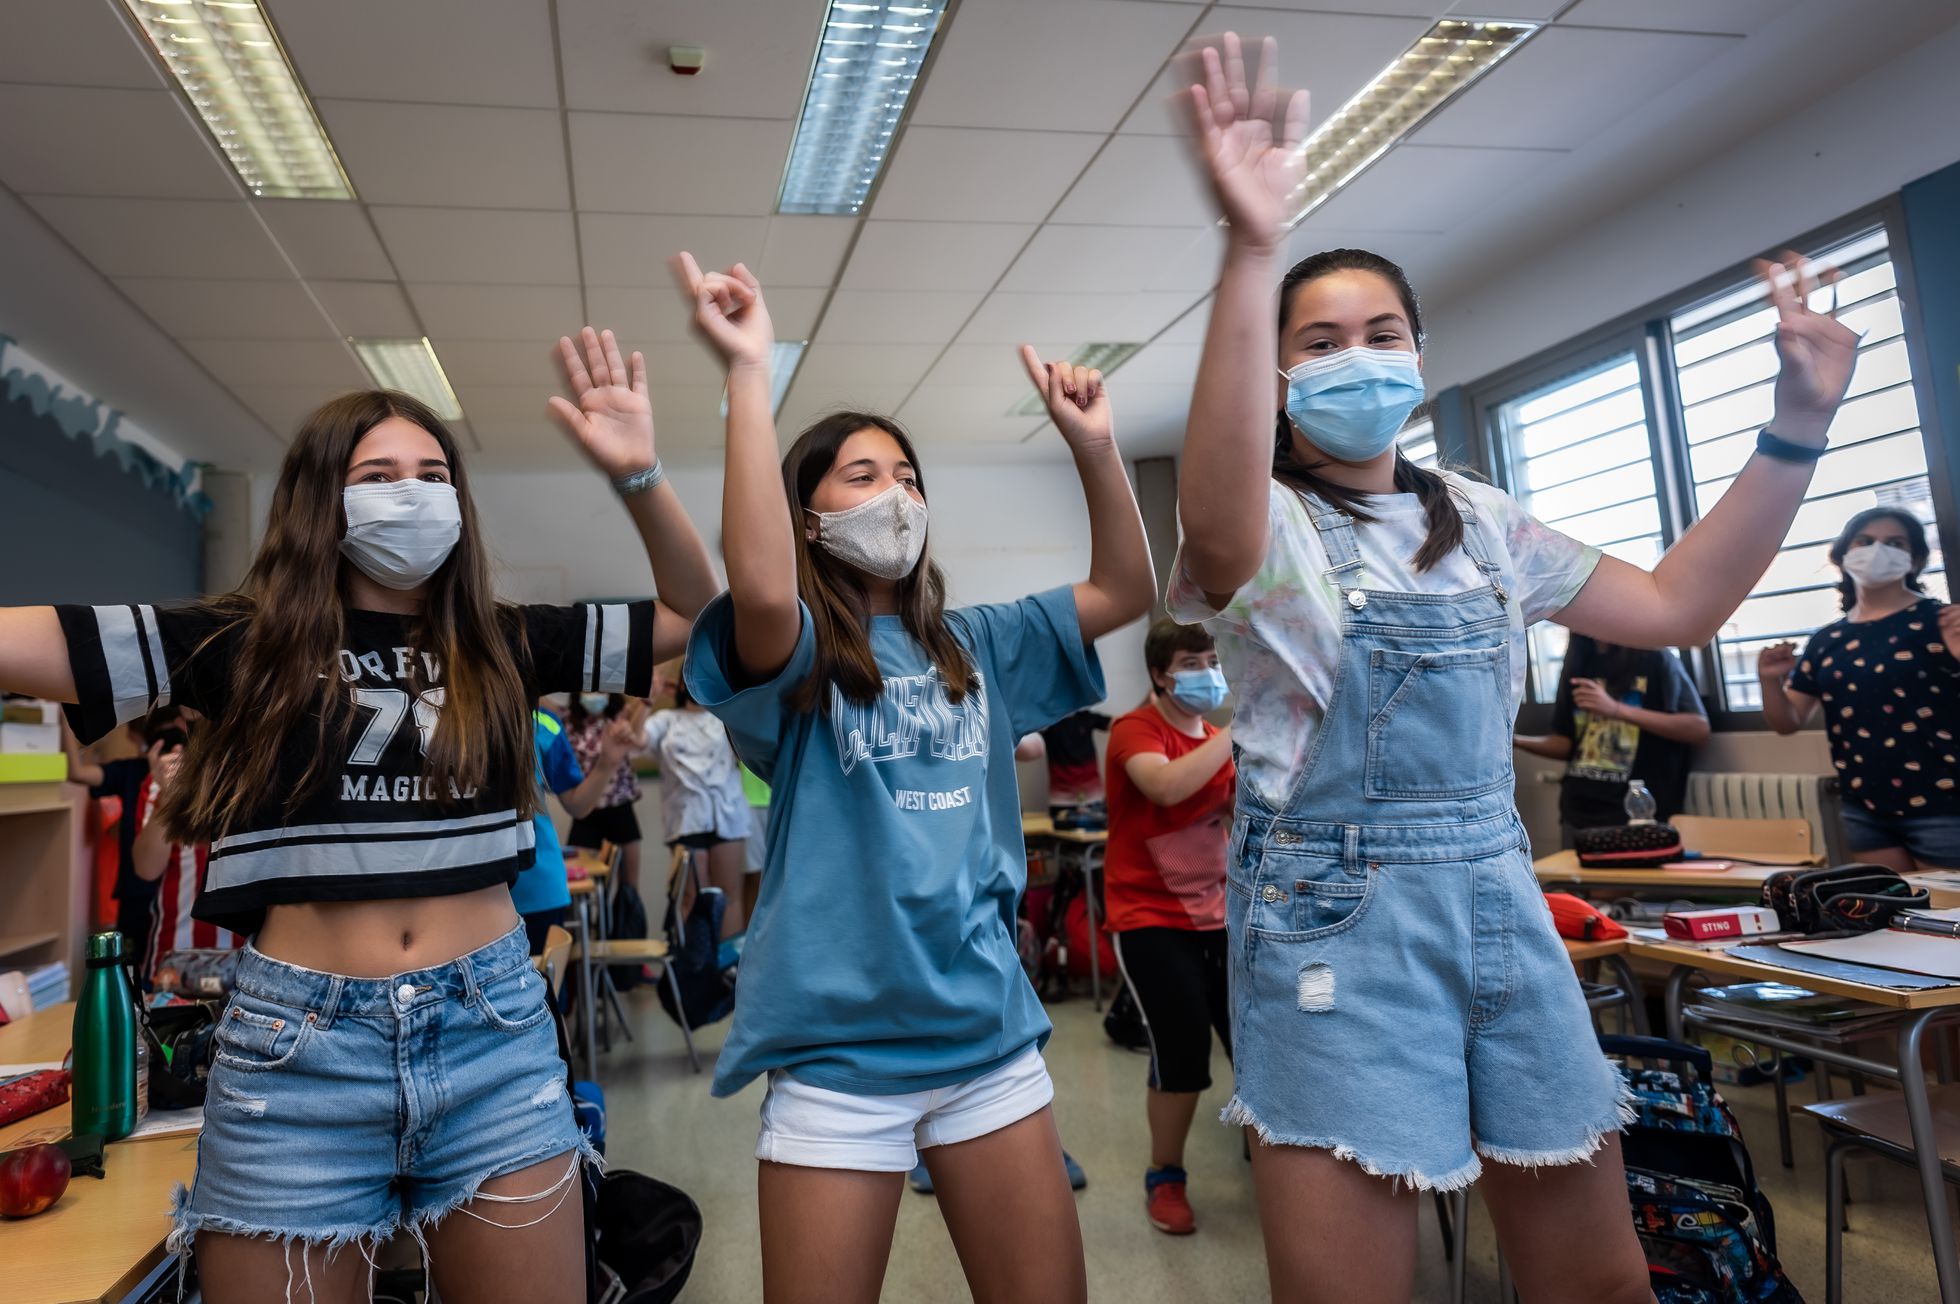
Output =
[{"x1": 57, "y1": 601, "x2": 657, "y2": 934}]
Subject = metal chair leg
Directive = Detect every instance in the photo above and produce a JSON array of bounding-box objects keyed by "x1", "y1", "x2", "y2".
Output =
[
  {"x1": 1769, "y1": 1048, "x2": 1794, "y2": 1169},
  {"x1": 664, "y1": 961, "x2": 700, "y2": 1073},
  {"x1": 1445, "y1": 1189, "x2": 1469, "y2": 1304},
  {"x1": 1824, "y1": 1138, "x2": 1849, "y2": 1304}
]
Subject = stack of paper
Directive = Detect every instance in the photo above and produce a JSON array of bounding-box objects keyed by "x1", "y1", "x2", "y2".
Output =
[{"x1": 1779, "y1": 931, "x2": 1960, "y2": 981}]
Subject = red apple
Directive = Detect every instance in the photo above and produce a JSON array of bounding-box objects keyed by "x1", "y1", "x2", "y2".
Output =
[{"x1": 0, "y1": 1142, "x2": 71, "y2": 1217}]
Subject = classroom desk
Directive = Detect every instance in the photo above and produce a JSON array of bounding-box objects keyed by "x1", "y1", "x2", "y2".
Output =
[
  {"x1": 1562, "y1": 937, "x2": 1650, "y2": 1036},
  {"x1": 1533, "y1": 849, "x2": 1795, "y2": 895},
  {"x1": 0, "y1": 1002, "x2": 198, "y2": 1304},
  {"x1": 1628, "y1": 937, "x2": 1960, "y2": 1302},
  {"x1": 1021, "y1": 816, "x2": 1111, "y2": 1009}
]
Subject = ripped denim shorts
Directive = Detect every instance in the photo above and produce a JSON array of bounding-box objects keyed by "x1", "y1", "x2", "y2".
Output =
[{"x1": 170, "y1": 924, "x2": 593, "y2": 1264}]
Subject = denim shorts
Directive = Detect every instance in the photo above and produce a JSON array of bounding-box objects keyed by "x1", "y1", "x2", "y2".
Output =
[
  {"x1": 1841, "y1": 804, "x2": 1960, "y2": 866},
  {"x1": 169, "y1": 924, "x2": 592, "y2": 1258}
]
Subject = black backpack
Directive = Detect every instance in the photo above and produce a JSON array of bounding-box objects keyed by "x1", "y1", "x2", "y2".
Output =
[
  {"x1": 608, "y1": 881, "x2": 651, "y2": 990},
  {"x1": 1103, "y1": 981, "x2": 1150, "y2": 1053},
  {"x1": 656, "y1": 884, "x2": 736, "y2": 1030}
]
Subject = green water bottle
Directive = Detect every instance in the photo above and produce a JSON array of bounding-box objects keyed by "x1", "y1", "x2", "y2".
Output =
[{"x1": 72, "y1": 932, "x2": 138, "y2": 1141}]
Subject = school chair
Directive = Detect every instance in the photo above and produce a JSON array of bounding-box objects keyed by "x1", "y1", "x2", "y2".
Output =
[
  {"x1": 534, "y1": 923, "x2": 574, "y2": 999},
  {"x1": 570, "y1": 845, "x2": 701, "y2": 1073},
  {"x1": 1803, "y1": 1084, "x2": 1960, "y2": 1304},
  {"x1": 1670, "y1": 814, "x2": 1819, "y2": 865}
]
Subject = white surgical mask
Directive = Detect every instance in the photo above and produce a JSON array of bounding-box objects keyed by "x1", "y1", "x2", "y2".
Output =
[
  {"x1": 1840, "y1": 541, "x2": 1914, "y2": 586},
  {"x1": 579, "y1": 694, "x2": 610, "y2": 716},
  {"x1": 807, "y1": 483, "x2": 928, "y2": 581},
  {"x1": 340, "y1": 480, "x2": 460, "y2": 591}
]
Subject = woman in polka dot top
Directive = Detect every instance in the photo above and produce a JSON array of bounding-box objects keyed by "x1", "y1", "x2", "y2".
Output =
[{"x1": 1761, "y1": 506, "x2": 1960, "y2": 871}]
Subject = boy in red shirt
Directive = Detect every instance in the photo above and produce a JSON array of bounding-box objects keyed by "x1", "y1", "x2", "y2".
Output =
[
  {"x1": 131, "y1": 718, "x2": 239, "y2": 984},
  {"x1": 1104, "y1": 619, "x2": 1236, "y2": 1234}
]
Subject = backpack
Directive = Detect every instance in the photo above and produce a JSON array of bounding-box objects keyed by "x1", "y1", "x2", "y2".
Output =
[
  {"x1": 589, "y1": 1170, "x2": 704, "y2": 1304},
  {"x1": 608, "y1": 881, "x2": 651, "y2": 990},
  {"x1": 656, "y1": 884, "x2": 736, "y2": 1031},
  {"x1": 1103, "y1": 981, "x2": 1151, "y2": 1052}
]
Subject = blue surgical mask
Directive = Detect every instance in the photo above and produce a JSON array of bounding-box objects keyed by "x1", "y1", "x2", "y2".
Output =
[
  {"x1": 1167, "y1": 667, "x2": 1228, "y2": 714},
  {"x1": 579, "y1": 694, "x2": 609, "y2": 716},
  {"x1": 1279, "y1": 347, "x2": 1424, "y2": 463}
]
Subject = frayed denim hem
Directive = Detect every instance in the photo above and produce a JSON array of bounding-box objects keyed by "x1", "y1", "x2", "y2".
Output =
[
  {"x1": 1475, "y1": 1077, "x2": 1639, "y2": 1172},
  {"x1": 1220, "y1": 1095, "x2": 1484, "y2": 1194}
]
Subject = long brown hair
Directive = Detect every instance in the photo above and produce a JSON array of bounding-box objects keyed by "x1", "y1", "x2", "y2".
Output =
[
  {"x1": 783, "y1": 411, "x2": 974, "y2": 714},
  {"x1": 162, "y1": 391, "x2": 536, "y2": 839},
  {"x1": 1274, "y1": 248, "x2": 1465, "y2": 572}
]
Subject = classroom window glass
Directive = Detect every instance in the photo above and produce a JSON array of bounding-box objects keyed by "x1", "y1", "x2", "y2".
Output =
[{"x1": 1399, "y1": 416, "x2": 1438, "y2": 469}]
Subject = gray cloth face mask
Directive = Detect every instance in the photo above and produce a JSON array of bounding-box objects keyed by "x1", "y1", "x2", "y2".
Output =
[
  {"x1": 339, "y1": 480, "x2": 462, "y2": 590},
  {"x1": 807, "y1": 483, "x2": 929, "y2": 581}
]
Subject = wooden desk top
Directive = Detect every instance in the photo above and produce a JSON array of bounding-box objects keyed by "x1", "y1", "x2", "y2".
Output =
[
  {"x1": 1625, "y1": 938, "x2": 1960, "y2": 1011},
  {"x1": 565, "y1": 848, "x2": 611, "y2": 877},
  {"x1": 1021, "y1": 814, "x2": 1053, "y2": 838},
  {"x1": 1533, "y1": 850, "x2": 1793, "y2": 892},
  {"x1": 568, "y1": 877, "x2": 600, "y2": 897},
  {"x1": 1563, "y1": 937, "x2": 1630, "y2": 964},
  {"x1": 1021, "y1": 814, "x2": 1107, "y2": 845},
  {"x1": 0, "y1": 1002, "x2": 198, "y2": 1304}
]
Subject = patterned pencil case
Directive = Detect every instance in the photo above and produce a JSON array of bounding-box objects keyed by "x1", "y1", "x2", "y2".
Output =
[{"x1": 1574, "y1": 822, "x2": 1684, "y2": 868}]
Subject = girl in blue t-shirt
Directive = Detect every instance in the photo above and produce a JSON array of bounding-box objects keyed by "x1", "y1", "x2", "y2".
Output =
[{"x1": 672, "y1": 251, "x2": 1154, "y2": 1303}]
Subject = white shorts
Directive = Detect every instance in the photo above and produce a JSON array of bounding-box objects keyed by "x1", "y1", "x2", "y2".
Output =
[{"x1": 755, "y1": 1046, "x2": 1054, "y2": 1171}]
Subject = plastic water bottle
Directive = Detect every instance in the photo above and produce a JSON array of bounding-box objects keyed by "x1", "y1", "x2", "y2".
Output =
[
  {"x1": 1623, "y1": 779, "x2": 1658, "y2": 826},
  {"x1": 72, "y1": 931, "x2": 138, "y2": 1141}
]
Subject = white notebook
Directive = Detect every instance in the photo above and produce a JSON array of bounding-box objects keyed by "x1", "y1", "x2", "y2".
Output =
[{"x1": 1780, "y1": 931, "x2": 1960, "y2": 981}]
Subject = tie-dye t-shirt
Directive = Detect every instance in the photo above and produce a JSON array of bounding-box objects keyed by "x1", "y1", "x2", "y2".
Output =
[{"x1": 1168, "y1": 473, "x2": 1600, "y2": 810}]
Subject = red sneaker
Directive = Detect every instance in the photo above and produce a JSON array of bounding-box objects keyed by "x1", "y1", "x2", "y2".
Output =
[{"x1": 1144, "y1": 1166, "x2": 1196, "y2": 1235}]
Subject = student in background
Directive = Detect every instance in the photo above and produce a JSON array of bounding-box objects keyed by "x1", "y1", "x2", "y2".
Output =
[
  {"x1": 676, "y1": 251, "x2": 1152, "y2": 1304},
  {"x1": 131, "y1": 713, "x2": 240, "y2": 983},
  {"x1": 564, "y1": 691, "x2": 647, "y2": 892},
  {"x1": 1104, "y1": 619, "x2": 1235, "y2": 1236},
  {"x1": 1036, "y1": 709, "x2": 1113, "y2": 816},
  {"x1": 1761, "y1": 506, "x2": 1960, "y2": 871},
  {"x1": 62, "y1": 705, "x2": 183, "y2": 957},
  {"x1": 642, "y1": 670, "x2": 753, "y2": 939},
  {"x1": 1513, "y1": 634, "x2": 1709, "y2": 833},
  {"x1": 519, "y1": 697, "x2": 637, "y2": 953}
]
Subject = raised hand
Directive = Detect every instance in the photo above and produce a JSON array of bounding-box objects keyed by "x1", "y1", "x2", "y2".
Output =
[
  {"x1": 1020, "y1": 345, "x2": 1113, "y2": 455},
  {"x1": 1753, "y1": 251, "x2": 1858, "y2": 444},
  {"x1": 547, "y1": 327, "x2": 655, "y2": 479},
  {"x1": 1939, "y1": 606, "x2": 1960, "y2": 665},
  {"x1": 1568, "y1": 677, "x2": 1619, "y2": 718},
  {"x1": 672, "y1": 252, "x2": 774, "y2": 371},
  {"x1": 1757, "y1": 641, "x2": 1799, "y2": 682},
  {"x1": 1181, "y1": 33, "x2": 1309, "y2": 251},
  {"x1": 148, "y1": 742, "x2": 183, "y2": 795}
]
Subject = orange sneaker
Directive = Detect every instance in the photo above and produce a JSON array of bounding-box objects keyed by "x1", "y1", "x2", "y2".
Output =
[{"x1": 1144, "y1": 1165, "x2": 1196, "y2": 1235}]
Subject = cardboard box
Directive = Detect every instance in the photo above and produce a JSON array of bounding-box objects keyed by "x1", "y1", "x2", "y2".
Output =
[
  {"x1": 0, "y1": 722, "x2": 58, "y2": 754},
  {"x1": 1663, "y1": 905, "x2": 1780, "y2": 942}
]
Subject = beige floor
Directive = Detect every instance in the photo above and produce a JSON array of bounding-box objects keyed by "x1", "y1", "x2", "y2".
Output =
[{"x1": 597, "y1": 988, "x2": 1949, "y2": 1303}]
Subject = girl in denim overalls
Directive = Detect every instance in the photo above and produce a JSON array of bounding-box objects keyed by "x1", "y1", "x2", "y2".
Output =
[{"x1": 1171, "y1": 34, "x2": 1860, "y2": 1302}]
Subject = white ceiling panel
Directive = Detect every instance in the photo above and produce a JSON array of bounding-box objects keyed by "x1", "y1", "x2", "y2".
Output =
[
  {"x1": 1000, "y1": 224, "x2": 1222, "y2": 293},
  {"x1": 912, "y1": 0, "x2": 1195, "y2": 133},
  {"x1": 26, "y1": 196, "x2": 289, "y2": 279},
  {"x1": 755, "y1": 287, "x2": 828, "y2": 340},
  {"x1": 453, "y1": 383, "x2": 561, "y2": 432},
  {"x1": 1444, "y1": 0, "x2": 1562, "y2": 18},
  {"x1": 407, "y1": 284, "x2": 585, "y2": 342},
  {"x1": 840, "y1": 221, "x2": 1035, "y2": 292},
  {"x1": 1121, "y1": 9, "x2": 1435, "y2": 136},
  {"x1": 777, "y1": 385, "x2": 917, "y2": 437},
  {"x1": 579, "y1": 213, "x2": 770, "y2": 286},
  {"x1": 896, "y1": 384, "x2": 1046, "y2": 445},
  {"x1": 584, "y1": 284, "x2": 828, "y2": 343},
  {"x1": 180, "y1": 338, "x2": 370, "y2": 391},
  {"x1": 267, "y1": 0, "x2": 559, "y2": 107},
  {"x1": 917, "y1": 340, "x2": 1073, "y2": 395},
  {"x1": 255, "y1": 201, "x2": 399, "y2": 280},
  {"x1": 227, "y1": 385, "x2": 339, "y2": 440},
  {"x1": 431, "y1": 339, "x2": 566, "y2": 391},
  {"x1": 1563, "y1": 0, "x2": 1793, "y2": 33},
  {"x1": 791, "y1": 343, "x2": 944, "y2": 397},
  {"x1": 0, "y1": 86, "x2": 234, "y2": 199},
  {"x1": 0, "y1": 1, "x2": 164, "y2": 88},
  {"x1": 1116, "y1": 343, "x2": 1203, "y2": 390},
  {"x1": 568, "y1": 114, "x2": 792, "y2": 215},
  {"x1": 1154, "y1": 295, "x2": 1212, "y2": 343},
  {"x1": 371, "y1": 207, "x2": 579, "y2": 284},
  {"x1": 758, "y1": 217, "x2": 858, "y2": 288},
  {"x1": 1412, "y1": 27, "x2": 1736, "y2": 151},
  {"x1": 815, "y1": 290, "x2": 985, "y2": 345},
  {"x1": 554, "y1": 0, "x2": 821, "y2": 119},
  {"x1": 957, "y1": 291, "x2": 1194, "y2": 345},
  {"x1": 320, "y1": 102, "x2": 570, "y2": 209},
  {"x1": 309, "y1": 280, "x2": 422, "y2": 337},
  {"x1": 1304, "y1": 143, "x2": 1562, "y2": 231},
  {"x1": 115, "y1": 277, "x2": 323, "y2": 340},
  {"x1": 1234, "y1": 0, "x2": 1450, "y2": 12},
  {"x1": 1049, "y1": 135, "x2": 1212, "y2": 227},
  {"x1": 639, "y1": 340, "x2": 724, "y2": 391},
  {"x1": 871, "y1": 127, "x2": 1105, "y2": 223}
]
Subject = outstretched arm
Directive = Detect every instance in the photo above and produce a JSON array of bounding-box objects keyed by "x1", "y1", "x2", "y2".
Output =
[{"x1": 0, "y1": 607, "x2": 76, "y2": 703}]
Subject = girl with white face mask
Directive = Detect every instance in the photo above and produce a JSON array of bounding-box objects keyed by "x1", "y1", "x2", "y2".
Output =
[
  {"x1": 0, "y1": 328, "x2": 717, "y2": 1303},
  {"x1": 1761, "y1": 508, "x2": 1960, "y2": 872},
  {"x1": 1172, "y1": 31, "x2": 1859, "y2": 1304}
]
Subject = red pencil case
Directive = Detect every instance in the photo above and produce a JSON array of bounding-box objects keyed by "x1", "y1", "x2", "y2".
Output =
[{"x1": 0, "y1": 1068, "x2": 71, "y2": 1128}]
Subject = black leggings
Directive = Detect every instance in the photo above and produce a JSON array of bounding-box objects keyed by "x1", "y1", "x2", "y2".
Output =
[{"x1": 1111, "y1": 927, "x2": 1232, "y2": 1094}]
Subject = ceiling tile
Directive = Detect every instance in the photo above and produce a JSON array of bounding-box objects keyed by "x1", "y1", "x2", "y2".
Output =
[
  {"x1": 554, "y1": 0, "x2": 821, "y2": 118},
  {"x1": 568, "y1": 114, "x2": 792, "y2": 215},
  {"x1": 578, "y1": 213, "x2": 770, "y2": 287},
  {"x1": 115, "y1": 277, "x2": 323, "y2": 340},
  {"x1": 26, "y1": 196, "x2": 288, "y2": 278},
  {"x1": 0, "y1": 1, "x2": 164, "y2": 88},
  {"x1": 255, "y1": 200, "x2": 398, "y2": 280},
  {"x1": 585, "y1": 284, "x2": 827, "y2": 343},
  {"x1": 871, "y1": 127, "x2": 1103, "y2": 223},
  {"x1": 452, "y1": 383, "x2": 558, "y2": 431},
  {"x1": 897, "y1": 384, "x2": 1049, "y2": 444},
  {"x1": 815, "y1": 290, "x2": 984, "y2": 345},
  {"x1": 1234, "y1": 0, "x2": 1449, "y2": 11},
  {"x1": 1000, "y1": 225, "x2": 1222, "y2": 293},
  {"x1": 1562, "y1": 0, "x2": 1792, "y2": 32},
  {"x1": 179, "y1": 338, "x2": 370, "y2": 391},
  {"x1": 639, "y1": 337, "x2": 725, "y2": 389},
  {"x1": 1115, "y1": 343, "x2": 1203, "y2": 390},
  {"x1": 791, "y1": 343, "x2": 944, "y2": 397},
  {"x1": 1304, "y1": 144, "x2": 1561, "y2": 231},
  {"x1": 1445, "y1": 0, "x2": 1563, "y2": 18},
  {"x1": 755, "y1": 287, "x2": 827, "y2": 340},
  {"x1": 777, "y1": 384, "x2": 916, "y2": 437},
  {"x1": 1412, "y1": 27, "x2": 1736, "y2": 151},
  {"x1": 1049, "y1": 135, "x2": 1211, "y2": 227},
  {"x1": 917, "y1": 341, "x2": 1076, "y2": 394},
  {"x1": 319, "y1": 101, "x2": 569, "y2": 209},
  {"x1": 956, "y1": 291, "x2": 1194, "y2": 345},
  {"x1": 372, "y1": 207, "x2": 579, "y2": 284},
  {"x1": 408, "y1": 284, "x2": 585, "y2": 342},
  {"x1": 911, "y1": 0, "x2": 1195, "y2": 133},
  {"x1": 840, "y1": 221, "x2": 1036, "y2": 292},
  {"x1": 309, "y1": 280, "x2": 422, "y2": 337},
  {"x1": 0, "y1": 86, "x2": 234, "y2": 199},
  {"x1": 467, "y1": 381, "x2": 734, "y2": 452},
  {"x1": 267, "y1": 0, "x2": 559, "y2": 107},
  {"x1": 227, "y1": 385, "x2": 341, "y2": 439},
  {"x1": 431, "y1": 339, "x2": 566, "y2": 391},
  {"x1": 759, "y1": 217, "x2": 859, "y2": 288}
]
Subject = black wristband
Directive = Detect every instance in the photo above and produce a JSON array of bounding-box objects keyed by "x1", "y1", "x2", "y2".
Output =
[{"x1": 1756, "y1": 428, "x2": 1825, "y2": 463}]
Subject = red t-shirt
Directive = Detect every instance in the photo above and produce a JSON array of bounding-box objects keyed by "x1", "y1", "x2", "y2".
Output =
[{"x1": 1103, "y1": 705, "x2": 1234, "y2": 932}]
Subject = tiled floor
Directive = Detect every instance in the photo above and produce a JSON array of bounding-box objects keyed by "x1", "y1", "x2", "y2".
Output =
[{"x1": 597, "y1": 990, "x2": 1949, "y2": 1302}]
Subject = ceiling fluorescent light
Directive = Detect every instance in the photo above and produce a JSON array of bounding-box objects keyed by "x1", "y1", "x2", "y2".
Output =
[
  {"x1": 352, "y1": 339, "x2": 464, "y2": 421},
  {"x1": 1283, "y1": 18, "x2": 1538, "y2": 227},
  {"x1": 777, "y1": 0, "x2": 948, "y2": 215},
  {"x1": 1008, "y1": 343, "x2": 1143, "y2": 417},
  {"x1": 722, "y1": 341, "x2": 808, "y2": 417},
  {"x1": 120, "y1": 0, "x2": 354, "y2": 200}
]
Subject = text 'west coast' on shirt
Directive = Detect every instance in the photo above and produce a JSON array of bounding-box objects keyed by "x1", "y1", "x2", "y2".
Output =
[{"x1": 58, "y1": 600, "x2": 658, "y2": 934}]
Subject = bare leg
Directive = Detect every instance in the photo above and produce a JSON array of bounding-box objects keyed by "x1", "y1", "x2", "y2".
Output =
[
  {"x1": 1146, "y1": 1088, "x2": 1201, "y2": 1168},
  {"x1": 1479, "y1": 1135, "x2": 1654, "y2": 1304},
  {"x1": 709, "y1": 840, "x2": 748, "y2": 936},
  {"x1": 922, "y1": 1107, "x2": 1087, "y2": 1304},
  {"x1": 1248, "y1": 1135, "x2": 1420, "y2": 1304},
  {"x1": 1851, "y1": 844, "x2": 1915, "y2": 874},
  {"x1": 423, "y1": 1151, "x2": 585, "y2": 1304},
  {"x1": 758, "y1": 1162, "x2": 905, "y2": 1304},
  {"x1": 195, "y1": 1231, "x2": 370, "y2": 1304}
]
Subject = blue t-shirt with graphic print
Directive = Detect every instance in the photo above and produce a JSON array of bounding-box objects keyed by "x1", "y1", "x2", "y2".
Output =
[{"x1": 685, "y1": 585, "x2": 1103, "y2": 1097}]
